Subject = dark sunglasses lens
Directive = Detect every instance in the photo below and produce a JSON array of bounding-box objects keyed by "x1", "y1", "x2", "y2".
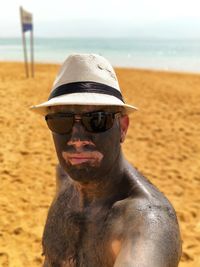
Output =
[
  {"x1": 83, "y1": 112, "x2": 114, "y2": 132},
  {"x1": 46, "y1": 115, "x2": 73, "y2": 134}
]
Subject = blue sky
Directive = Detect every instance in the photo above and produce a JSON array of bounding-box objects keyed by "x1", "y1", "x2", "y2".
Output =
[{"x1": 1, "y1": 0, "x2": 200, "y2": 38}]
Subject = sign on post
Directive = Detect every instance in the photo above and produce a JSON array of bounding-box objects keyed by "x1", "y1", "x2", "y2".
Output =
[{"x1": 20, "y1": 6, "x2": 34, "y2": 78}]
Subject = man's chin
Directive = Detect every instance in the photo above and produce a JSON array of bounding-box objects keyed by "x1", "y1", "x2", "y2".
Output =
[
  {"x1": 62, "y1": 163, "x2": 102, "y2": 182},
  {"x1": 70, "y1": 162, "x2": 94, "y2": 169}
]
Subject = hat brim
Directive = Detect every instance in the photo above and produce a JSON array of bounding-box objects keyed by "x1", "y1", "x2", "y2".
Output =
[{"x1": 30, "y1": 93, "x2": 138, "y2": 115}]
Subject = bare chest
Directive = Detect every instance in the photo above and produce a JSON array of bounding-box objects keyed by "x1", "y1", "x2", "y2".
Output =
[
  {"x1": 72, "y1": 211, "x2": 116, "y2": 267},
  {"x1": 43, "y1": 192, "x2": 122, "y2": 267}
]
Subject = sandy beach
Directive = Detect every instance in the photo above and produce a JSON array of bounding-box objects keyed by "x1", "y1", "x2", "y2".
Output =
[{"x1": 0, "y1": 62, "x2": 199, "y2": 267}]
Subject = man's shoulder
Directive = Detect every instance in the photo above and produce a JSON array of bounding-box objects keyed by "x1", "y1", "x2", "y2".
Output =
[
  {"x1": 110, "y1": 161, "x2": 179, "y2": 229},
  {"x1": 108, "y1": 194, "x2": 180, "y2": 251},
  {"x1": 111, "y1": 194, "x2": 177, "y2": 223},
  {"x1": 108, "y1": 169, "x2": 182, "y2": 267}
]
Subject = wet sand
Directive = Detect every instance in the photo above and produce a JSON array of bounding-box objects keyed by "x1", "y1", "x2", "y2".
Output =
[{"x1": 0, "y1": 62, "x2": 199, "y2": 267}]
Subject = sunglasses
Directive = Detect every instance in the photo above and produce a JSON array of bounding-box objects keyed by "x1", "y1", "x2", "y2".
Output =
[{"x1": 45, "y1": 111, "x2": 121, "y2": 134}]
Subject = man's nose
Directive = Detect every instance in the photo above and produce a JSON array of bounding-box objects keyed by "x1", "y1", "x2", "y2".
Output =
[
  {"x1": 67, "y1": 119, "x2": 90, "y2": 141},
  {"x1": 70, "y1": 120, "x2": 86, "y2": 140},
  {"x1": 67, "y1": 121, "x2": 95, "y2": 150}
]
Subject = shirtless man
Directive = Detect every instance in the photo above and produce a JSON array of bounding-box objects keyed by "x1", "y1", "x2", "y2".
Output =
[{"x1": 32, "y1": 54, "x2": 182, "y2": 267}]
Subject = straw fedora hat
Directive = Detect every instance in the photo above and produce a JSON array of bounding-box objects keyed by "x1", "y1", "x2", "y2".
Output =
[{"x1": 31, "y1": 53, "x2": 137, "y2": 115}]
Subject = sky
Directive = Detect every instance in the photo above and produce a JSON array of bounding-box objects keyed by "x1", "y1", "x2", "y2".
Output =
[{"x1": 1, "y1": 0, "x2": 200, "y2": 38}]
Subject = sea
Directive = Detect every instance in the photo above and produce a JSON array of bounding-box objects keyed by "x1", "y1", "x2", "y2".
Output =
[{"x1": 1, "y1": 37, "x2": 200, "y2": 73}]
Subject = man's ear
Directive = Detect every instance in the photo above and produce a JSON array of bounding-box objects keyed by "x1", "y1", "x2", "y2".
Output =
[{"x1": 119, "y1": 115, "x2": 129, "y2": 143}]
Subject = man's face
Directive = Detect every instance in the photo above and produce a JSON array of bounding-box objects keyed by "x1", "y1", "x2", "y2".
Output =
[{"x1": 47, "y1": 105, "x2": 129, "y2": 183}]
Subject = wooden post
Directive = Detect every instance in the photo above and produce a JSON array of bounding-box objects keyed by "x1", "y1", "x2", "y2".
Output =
[
  {"x1": 30, "y1": 27, "x2": 34, "y2": 78},
  {"x1": 20, "y1": 7, "x2": 29, "y2": 78}
]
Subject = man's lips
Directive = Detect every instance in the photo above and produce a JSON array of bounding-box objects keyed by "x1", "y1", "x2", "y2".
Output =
[{"x1": 62, "y1": 151, "x2": 104, "y2": 166}]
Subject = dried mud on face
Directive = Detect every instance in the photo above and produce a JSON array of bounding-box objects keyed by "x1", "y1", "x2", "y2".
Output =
[{"x1": 0, "y1": 62, "x2": 200, "y2": 267}]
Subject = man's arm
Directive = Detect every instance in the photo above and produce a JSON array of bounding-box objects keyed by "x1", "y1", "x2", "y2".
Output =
[{"x1": 113, "y1": 202, "x2": 182, "y2": 267}]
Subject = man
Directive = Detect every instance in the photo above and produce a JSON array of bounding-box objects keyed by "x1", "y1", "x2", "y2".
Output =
[{"x1": 31, "y1": 54, "x2": 182, "y2": 267}]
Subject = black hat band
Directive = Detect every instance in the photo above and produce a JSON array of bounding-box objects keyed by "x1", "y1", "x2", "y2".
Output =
[{"x1": 48, "y1": 81, "x2": 124, "y2": 103}]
